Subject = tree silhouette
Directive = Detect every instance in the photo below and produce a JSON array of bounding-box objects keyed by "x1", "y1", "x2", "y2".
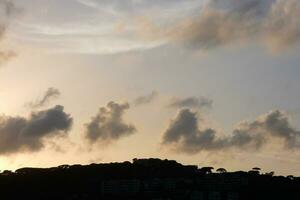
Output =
[
  {"x1": 200, "y1": 167, "x2": 214, "y2": 174},
  {"x1": 2, "y1": 170, "x2": 13, "y2": 175},
  {"x1": 264, "y1": 171, "x2": 274, "y2": 177},
  {"x1": 216, "y1": 168, "x2": 227, "y2": 173},
  {"x1": 252, "y1": 167, "x2": 261, "y2": 171}
]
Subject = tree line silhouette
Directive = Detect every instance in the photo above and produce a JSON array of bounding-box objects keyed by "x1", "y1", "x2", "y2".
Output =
[{"x1": 0, "y1": 158, "x2": 298, "y2": 199}]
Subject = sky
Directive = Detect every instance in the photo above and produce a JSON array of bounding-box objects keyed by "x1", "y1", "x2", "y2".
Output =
[{"x1": 0, "y1": 0, "x2": 300, "y2": 176}]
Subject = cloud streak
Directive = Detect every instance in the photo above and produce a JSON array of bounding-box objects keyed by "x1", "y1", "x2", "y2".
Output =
[
  {"x1": 0, "y1": 105, "x2": 73, "y2": 154},
  {"x1": 85, "y1": 101, "x2": 136, "y2": 144},
  {"x1": 162, "y1": 109, "x2": 300, "y2": 154},
  {"x1": 134, "y1": 91, "x2": 158, "y2": 106},
  {"x1": 168, "y1": 96, "x2": 213, "y2": 110},
  {"x1": 27, "y1": 88, "x2": 61, "y2": 109}
]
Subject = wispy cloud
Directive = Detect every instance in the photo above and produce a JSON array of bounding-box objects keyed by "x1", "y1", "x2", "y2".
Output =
[
  {"x1": 168, "y1": 96, "x2": 213, "y2": 110},
  {"x1": 13, "y1": 0, "x2": 200, "y2": 54},
  {"x1": 134, "y1": 91, "x2": 158, "y2": 106},
  {"x1": 26, "y1": 88, "x2": 61, "y2": 109}
]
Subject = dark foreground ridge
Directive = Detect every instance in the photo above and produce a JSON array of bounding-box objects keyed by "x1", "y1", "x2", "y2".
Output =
[{"x1": 0, "y1": 158, "x2": 299, "y2": 200}]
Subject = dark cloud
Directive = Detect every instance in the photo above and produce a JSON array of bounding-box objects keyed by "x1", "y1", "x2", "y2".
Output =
[
  {"x1": 230, "y1": 129, "x2": 265, "y2": 150},
  {"x1": 0, "y1": 105, "x2": 73, "y2": 154},
  {"x1": 134, "y1": 91, "x2": 158, "y2": 106},
  {"x1": 265, "y1": 0, "x2": 300, "y2": 51},
  {"x1": 162, "y1": 109, "x2": 227, "y2": 154},
  {"x1": 85, "y1": 101, "x2": 136, "y2": 144},
  {"x1": 162, "y1": 109, "x2": 300, "y2": 154},
  {"x1": 27, "y1": 88, "x2": 61, "y2": 109},
  {"x1": 233, "y1": 110, "x2": 300, "y2": 149},
  {"x1": 168, "y1": 97, "x2": 213, "y2": 110},
  {"x1": 168, "y1": 0, "x2": 264, "y2": 49},
  {"x1": 140, "y1": 0, "x2": 300, "y2": 51},
  {"x1": 1, "y1": 0, "x2": 18, "y2": 16},
  {"x1": 207, "y1": 0, "x2": 273, "y2": 14}
]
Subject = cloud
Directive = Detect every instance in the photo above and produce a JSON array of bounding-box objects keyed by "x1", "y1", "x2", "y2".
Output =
[
  {"x1": 162, "y1": 109, "x2": 227, "y2": 154},
  {"x1": 233, "y1": 110, "x2": 300, "y2": 149},
  {"x1": 0, "y1": 105, "x2": 73, "y2": 154},
  {"x1": 134, "y1": 91, "x2": 158, "y2": 106},
  {"x1": 0, "y1": 0, "x2": 19, "y2": 63},
  {"x1": 85, "y1": 101, "x2": 136, "y2": 144},
  {"x1": 27, "y1": 88, "x2": 61, "y2": 109},
  {"x1": 1, "y1": 0, "x2": 18, "y2": 16},
  {"x1": 264, "y1": 0, "x2": 300, "y2": 51},
  {"x1": 168, "y1": 96, "x2": 213, "y2": 110},
  {"x1": 162, "y1": 109, "x2": 300, "y2": 154},
  {"x1": 139, "y1": 0, "x2": 300, "y2": 52},
  {"x1": 167, "y1": 0, "x2": 264, "y2": 49}
]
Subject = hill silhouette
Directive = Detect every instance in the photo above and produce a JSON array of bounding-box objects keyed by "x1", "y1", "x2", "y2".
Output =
[{"x1": 0, "y1": 158, "x2": 299, "y2": 199}]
